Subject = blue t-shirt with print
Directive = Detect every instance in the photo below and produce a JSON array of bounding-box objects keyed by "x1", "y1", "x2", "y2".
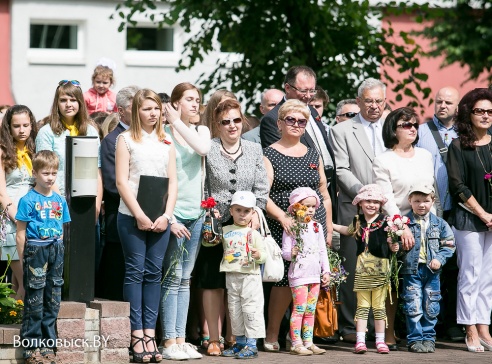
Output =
[{"x1": 16, "y1": 189, "x2": 71, "y2": 241}]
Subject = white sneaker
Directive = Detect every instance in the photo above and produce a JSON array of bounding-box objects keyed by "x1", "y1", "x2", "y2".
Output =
[
  {"x1": 180, "y1": 343, "x2": 203, "y2": 359},
  {"x1": 160, "y1": 343, "x2": 189, "y2": 361}
]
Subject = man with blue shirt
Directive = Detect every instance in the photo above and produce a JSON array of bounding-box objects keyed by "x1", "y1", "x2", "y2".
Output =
[{"x1": 416, "y1": 86, "x2": 463, "y2": 342}]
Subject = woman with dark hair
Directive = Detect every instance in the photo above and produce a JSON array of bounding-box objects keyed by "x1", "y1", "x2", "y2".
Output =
[
  {"x1": 372, "y1": 106, "x2": 435, "y2": 350},
  {"x1": 0, "y1": 105, "x2": 37, "y2": 299},
  {"x1": 193, "y1": 98, "x2": 268, "y2": 356},
  {"x1": 373, "y1": 107, "x2": 435, "y2": 217},
  {"x1": 447, "y1": 88, "x2": 492, "y2": 352}
]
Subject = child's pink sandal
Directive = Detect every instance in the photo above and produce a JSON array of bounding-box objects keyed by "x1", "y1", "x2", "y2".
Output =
[
  {"x1": 376, "y1": 341, "x2": 390, "y2": 354},
  {"x1": 354, "y1": 342, "x2": 367, "y2": 354}
]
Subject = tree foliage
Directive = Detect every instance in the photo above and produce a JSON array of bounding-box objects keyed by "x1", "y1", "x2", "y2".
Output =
[{"x1": 113, "y1": 0, "x2": 431, "y2": 115}]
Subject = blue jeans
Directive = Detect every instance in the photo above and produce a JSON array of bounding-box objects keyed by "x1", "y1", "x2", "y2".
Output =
[
  {"x1": 118, "y1": 213, "x2": 170, "y2": 330},
  {"x1": 402, "y1": 264, "x2": 441, "y2": 344},
  {"x1": 21, "y1": 239, "x2": 64, "y2": 358},
  {"x1": 160, "y1": 216, "x2": 203, "y2": 339}
]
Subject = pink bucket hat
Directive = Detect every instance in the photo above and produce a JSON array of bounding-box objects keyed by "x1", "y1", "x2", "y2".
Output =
[
  {"x1": 287, "y1": 187, "x2": 320, "y2": 213},
  {"x1": 352, "y1": 184, "x2": 388, "y2": 206}
]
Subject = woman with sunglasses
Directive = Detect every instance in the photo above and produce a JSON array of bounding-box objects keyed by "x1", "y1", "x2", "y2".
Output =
[
  {"x1": 193, "y1": 98, "x2": 269, "y2": 356},
  {"x1": 373, "y1": 107, "x2": 435, "y2": 218},
  {"x1": 35, "y1": 80, "x2": 101, "y2": 200},
  {"x1": 447, "y1": 88, "x2": 492, "y2": 353},
  {"x1": 262, "y1": 99, "x2": 333, "y2": 352},
  {"x1": 0, "y1": 105, "x2": 37, "y2": 300},
  {"x1": 157, "y1": 82, "x2": 210, "y2": 360}
]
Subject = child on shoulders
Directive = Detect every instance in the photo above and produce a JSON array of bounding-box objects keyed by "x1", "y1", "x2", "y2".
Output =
[{"x1": 84, "y1": 63, "x2": 117, "y2": 114}]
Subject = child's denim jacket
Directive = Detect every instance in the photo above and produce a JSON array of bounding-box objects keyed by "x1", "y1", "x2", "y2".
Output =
[{"x1": 400, "y1": 212, "x2": 455, "y2": 275}]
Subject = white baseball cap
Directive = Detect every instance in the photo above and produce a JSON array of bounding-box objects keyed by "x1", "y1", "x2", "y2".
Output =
[{"x1": 230, "y1": 191, "x2": 256, "y2": 208}]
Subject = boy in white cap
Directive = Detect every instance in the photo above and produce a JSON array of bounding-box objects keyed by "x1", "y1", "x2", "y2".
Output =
[
  {"x1": 220, "y1": 191, "x2": 266, "y2": 359},
  {"x1": 401, "y1": 182, "x2": 455, "y2": 353}
]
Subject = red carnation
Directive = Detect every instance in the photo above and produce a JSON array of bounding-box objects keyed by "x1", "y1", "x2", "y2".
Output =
[
  {"x1": 201, "y1": 197, "x2": 217, "y2": 209},
  {"x1": 309, "y1": 163, "x2": 317, "y2": 170}
]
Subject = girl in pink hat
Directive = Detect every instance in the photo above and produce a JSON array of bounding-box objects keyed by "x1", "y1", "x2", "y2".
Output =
[
  {"x1": 333, "y1": 184, "x2": 398, "y2": 355},
  {"x1": 281, "y1": 187, "x2": 331, "y2": 356}
]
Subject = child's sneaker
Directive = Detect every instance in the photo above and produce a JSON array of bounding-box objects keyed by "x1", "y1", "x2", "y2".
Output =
[
  {"x1": 354, "y1": 342, "x2": 367, "y2": 354},
  {"x1": 376, "y1": 341, "x2": 390, "y2": 354},
  {"x1": 222, "y1": 343, "x2": 245, "y2": 357},
  {"x1": 422, "y1": 340, "x2": 435, "y2": 353},
  {"x1": 290, "y1": 344, "x2": 312, "y2": 355},
  {"x1": 161, "y1": 343, "x2": 189, "y2": 360},
  {"x1": 408, "y1": 341, "x2": 427, "y2": 353},
  {"x1": 235, "y1": 346, "x2": 258, "y2": 359},
  {"x1": 305, "y1": 344, "x2": 326, "y2": 355},
  {"x1": 179, "y1": 342, "x2": 203, "y2": 359}
]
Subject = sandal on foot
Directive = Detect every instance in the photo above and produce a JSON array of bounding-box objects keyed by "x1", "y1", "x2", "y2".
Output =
[
  {"x1": 376, "y1": 341, "x2": 390, "y2": 354},
  {"x1": 290, "y1": 345, "x2": 312, "y2": 356},
  {"x1": 200, "y1": 336, "x2": 210, "y2": 350},
  {"x1": 207, "y1": 341, "x2": 221, "y2": 356},
  {"x1": 130, "y1": 335, "x2": 151, "y2": 363},
  {"x1": 305, "y1": 344, "x2": 326, "y2": 355},
  {"x1": 236, "y1": 346, "x2": 258, "y2": 359},
  {"x1": 263, "y1": 340, "x2": 280, "y2": 352},
  {"x1": 219, "y1": 336, "x2": 225, "y2": 351},
  {"x1": 144, "y1": 334, "x2": 163, "y2": 363},
  {"x1": 354, "y1": 342, "x2": 367, "y2": 354}
]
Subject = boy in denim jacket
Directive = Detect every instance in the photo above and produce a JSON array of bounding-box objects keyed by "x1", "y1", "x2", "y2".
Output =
[{"x1": 399, "y1": 182, "x2": 455, "y2": 354}]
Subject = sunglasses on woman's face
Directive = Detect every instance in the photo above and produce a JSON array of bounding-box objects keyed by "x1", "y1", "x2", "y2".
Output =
[
  {"x1": 219, "y1": 117, "x2": 242, "y2": 126},
  {"x1": 472, "y1": 108, "x2": 492, "y2": 116},
  {"x1": 58, "y1": 80, "x2": 81, "y2": 87},
  {"x1": 282, "y1": 116, "x2": 308, "y2": 128},
  {"x1": 396, "y1": 121, "x2": 419, "y2": 130}
]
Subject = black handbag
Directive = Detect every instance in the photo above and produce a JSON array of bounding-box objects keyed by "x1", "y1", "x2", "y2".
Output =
[{"x1": 201, "y1": 157, "x2": 223, "y2": 247}]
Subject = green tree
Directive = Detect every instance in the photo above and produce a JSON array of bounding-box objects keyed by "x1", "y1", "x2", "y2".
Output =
[{"x1": 114, "y1": 0, "x2": 430, "y2": 116}]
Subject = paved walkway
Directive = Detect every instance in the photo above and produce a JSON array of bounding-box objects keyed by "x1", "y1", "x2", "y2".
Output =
[{"x1": 196, "y1": 339, "x2": 488, "y2": 363}]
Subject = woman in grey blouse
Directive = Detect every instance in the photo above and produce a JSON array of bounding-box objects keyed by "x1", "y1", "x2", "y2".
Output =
[{"x1": 194, "y1": 98, "x2": 268, "y2": 356}]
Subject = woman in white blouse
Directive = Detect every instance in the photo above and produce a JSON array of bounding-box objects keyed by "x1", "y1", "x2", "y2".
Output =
[
  {"x1": 372, "y1": 106, "x2": 435, "y2": 350},
  {"x1": 115, "y1": 89, "x2": 177, "y2": 363}
]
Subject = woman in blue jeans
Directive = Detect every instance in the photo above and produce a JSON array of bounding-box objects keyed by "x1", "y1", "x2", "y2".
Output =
[
  {"x1": 116, "y1": 89, "x2": 177, "y2": 363},
  {"x1": 159, "y1": 82, "x2": 211, "y2": 360}
]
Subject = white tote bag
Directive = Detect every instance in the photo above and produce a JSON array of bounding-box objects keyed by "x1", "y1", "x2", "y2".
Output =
[{"x1": 254, "y1": 207, "x2": 284, "y2": 282}]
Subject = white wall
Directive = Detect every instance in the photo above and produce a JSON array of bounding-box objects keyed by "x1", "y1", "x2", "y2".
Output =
[{"x1": 11, "y1": 0, "x2": 223, "y2": 119}]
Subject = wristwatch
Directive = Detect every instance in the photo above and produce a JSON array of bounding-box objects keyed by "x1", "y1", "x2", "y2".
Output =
[{"x1": 163, "y1": 213, "x2": 174, "y2": 224}]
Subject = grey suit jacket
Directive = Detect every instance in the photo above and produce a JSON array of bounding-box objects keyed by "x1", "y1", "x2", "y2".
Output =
[
  {"x1": 242, "y1": 126, "x2": 260, "y2": 144},
  {"x1": 329, "y1": 115, "x2": 375, "y2": 224}
]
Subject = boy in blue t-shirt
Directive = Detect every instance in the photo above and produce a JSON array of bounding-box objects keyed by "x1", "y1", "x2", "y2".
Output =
[{"x1": 16, "y1": 150, "x2": 71, "y2": 364}]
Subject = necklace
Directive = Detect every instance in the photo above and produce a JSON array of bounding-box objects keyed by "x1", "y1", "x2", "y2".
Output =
[
  {"x1": 476, "y1": 143, "x2": 492, "y2": 194},
  {"x1": 220, "y1": 138, "x2": 241, "y2": 155}
]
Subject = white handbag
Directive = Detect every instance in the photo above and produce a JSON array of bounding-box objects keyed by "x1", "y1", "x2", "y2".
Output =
[{"x1": 255, "y1": 207, "x2": 284, "y2": 283}]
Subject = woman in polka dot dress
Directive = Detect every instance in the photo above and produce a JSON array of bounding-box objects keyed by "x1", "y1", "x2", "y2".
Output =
[{"x1": 262, "y1": 99, "x2": 333, "y2": 351}]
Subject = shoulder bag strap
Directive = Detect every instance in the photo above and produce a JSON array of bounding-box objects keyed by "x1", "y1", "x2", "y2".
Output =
[
  {"x1": 204, "y1": 156, "x2": 212, "y2": 198},
  {"x1": 254, "y1": 206, "x2": 271, "y2": 237},
  {"x1": 427, "y1": 120, "x2": 448, "y2": 163}
]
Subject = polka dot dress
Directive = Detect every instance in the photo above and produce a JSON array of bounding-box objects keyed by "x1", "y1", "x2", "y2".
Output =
[{"x1": 263, "y1": 147, "x2": 327, "y2": 287}]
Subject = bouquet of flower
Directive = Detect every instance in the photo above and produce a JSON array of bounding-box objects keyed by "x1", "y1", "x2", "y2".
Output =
[
  {"x1": 1, "y1": 203, "x2": 11, "y2": 243},
  {"x1": 326, "y1": 247, "x2": 349, "y2": 301},
  {"x1": 384, "y1": 214, "x2": 410, "y2": 294},
  {"x1": 200, "y1": 197, "x2": 217, "y2": 210},
  {"x1": 289, "y1": 203, "x2": 311, "y2": 264}
]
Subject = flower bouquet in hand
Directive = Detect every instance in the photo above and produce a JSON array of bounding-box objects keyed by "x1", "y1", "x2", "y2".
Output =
[
  {"x1": 325, "y1": 247, "x2": 349, "y2": 301},
  {"x1": 201, "y1": 197, "x2": 222, "y2": 247},
  {"x1": 384, "y1": 214, "x2": 410, "y2": 294},
  {"x1": 289, "y1": 203, "x2": 312, "y2": 265}
]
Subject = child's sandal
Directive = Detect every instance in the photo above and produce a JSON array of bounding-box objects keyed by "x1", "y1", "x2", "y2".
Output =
[{"x1": 200, "y1": 335, "x2": 210, "y2": 350}]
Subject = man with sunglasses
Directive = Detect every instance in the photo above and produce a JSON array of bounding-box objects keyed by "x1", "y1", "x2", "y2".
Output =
[
  {"x1": 259, "y1": 66, "x2": 337, "y2": 210},
  {"x1": 329, "y1": 78, "x2": 389, "y2": 345},
  {"x1": 416, "y1": 86, "x2": 464, "y2": 342},
  {"x1": 335, "y1": 99, "x2": 360, "y2": 124}
]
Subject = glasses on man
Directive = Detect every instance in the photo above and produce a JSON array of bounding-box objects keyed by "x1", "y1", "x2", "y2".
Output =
[
  {"x1": 58, "y1": 80, "x2": 81, "y2": 87},
  {"x1": 338, "y1": 112, "x2": 359, "y2": 118},
  {"x1": 396, "y1": 121, "x2": 419, "y2": 130},
  {"x1": 287, "y1": 83, "x2": 316, "y2": 95},
  {"x1": 363, "y1": 99, "x2": 385, "y2": 107},
  {"x1": 471, "y1": 108, "x2": 492, "y2": 116},
  {"x1": 219, "y1": 117, "x2": 243, "y2": 126},
  {"x1": 282, "y1": 116, "x2": 308, "y2": 128}
]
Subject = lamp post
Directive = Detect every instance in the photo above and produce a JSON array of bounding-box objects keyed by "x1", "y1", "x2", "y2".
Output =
[{"x1": 63, "y1": 136, "x2": 99, "y2": 304}]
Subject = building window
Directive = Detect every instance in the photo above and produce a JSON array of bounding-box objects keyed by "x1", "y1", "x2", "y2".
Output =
[
  {"x1": 30, "y1": 24, "x2": 78, "y2": 49},
  {"x1": 126, "y1": 27, "x2": 173, "y2": 51}
]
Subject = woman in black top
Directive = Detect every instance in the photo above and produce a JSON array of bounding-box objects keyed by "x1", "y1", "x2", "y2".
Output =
[{"x1": 447, "y1": 88, "x2": 492, "y2": 352}]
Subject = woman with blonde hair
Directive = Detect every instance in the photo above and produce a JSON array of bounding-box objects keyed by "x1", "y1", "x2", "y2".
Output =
[{"x1": 115, "y1": 89, "x2": 178, "y2": 363}]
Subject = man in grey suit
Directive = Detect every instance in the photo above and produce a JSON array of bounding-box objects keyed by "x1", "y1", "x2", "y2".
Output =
[
  {"x1": 242, "y1": 88, "x2": 284, "y2": 143},
  {"x1": 329, "y1": 78, "x2": 387, "y2": 343}
]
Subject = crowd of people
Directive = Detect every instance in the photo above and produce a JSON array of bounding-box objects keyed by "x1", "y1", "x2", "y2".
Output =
[{"x1": 2, "y1": 62, "x2": 492, "y2": 363}]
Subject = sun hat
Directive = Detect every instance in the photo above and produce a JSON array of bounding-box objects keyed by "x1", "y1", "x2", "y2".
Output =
[
  {"x1": 352, "y1": 184, "x2": 388, "y2": 206},
  {"x1": 287, "y1": 187, "x2": 320, "y2": 213},
  {"x1": 409, "y1": 182, "x2": 435, "y2": 196},
  {"x1": 230, "y1": 191, "x2": 256, "y2": 208}
]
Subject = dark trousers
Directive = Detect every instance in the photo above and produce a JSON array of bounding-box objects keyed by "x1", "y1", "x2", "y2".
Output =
[
  {"x1": 118, "y1": 213, "x2": 170, "y2": 330},
  {"x1": 21, "y1": 240, "x2": 64, "y2": 358}
]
